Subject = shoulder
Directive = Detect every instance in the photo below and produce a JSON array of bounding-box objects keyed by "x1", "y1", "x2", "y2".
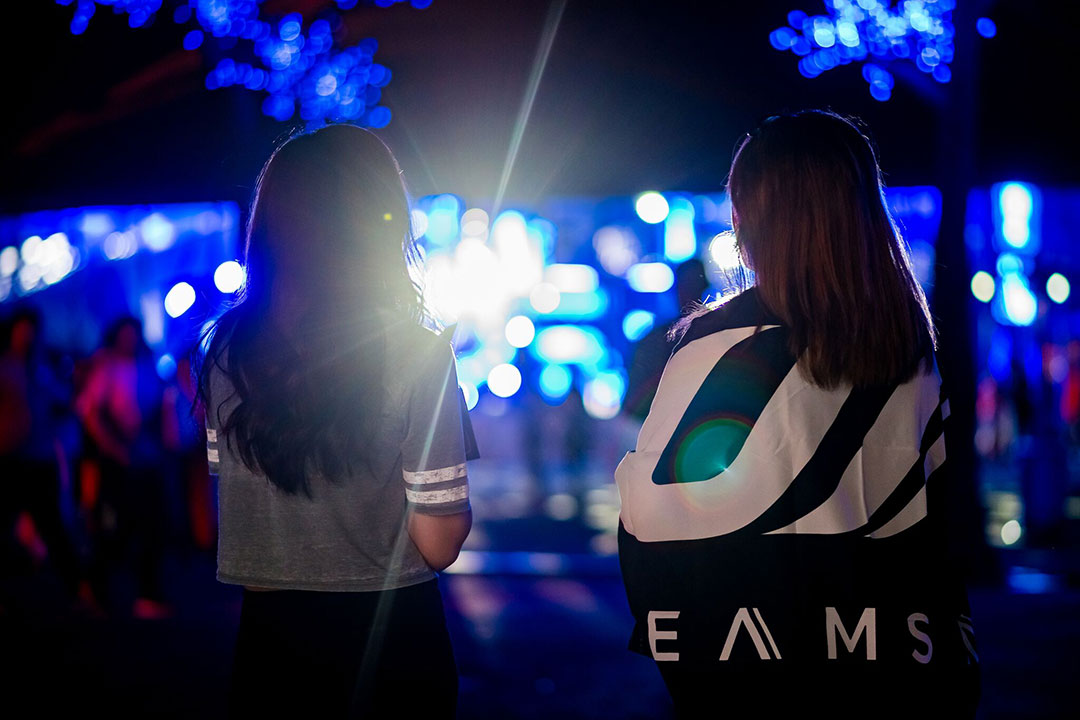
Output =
[
  {"x1": 391, "y1": 324, "x2": 458, "y2": 381},
  {"x1": 672, "y1": 287, "x2": 779, "y2": 354}
]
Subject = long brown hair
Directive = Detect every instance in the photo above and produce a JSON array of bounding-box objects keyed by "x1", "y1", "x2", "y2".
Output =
[
  {"x1": 196, "y1": 125, "x2": 424, "y2": 496},
  {"x1": 728, "y1": 110, "x2": 935, "y2": 388}
]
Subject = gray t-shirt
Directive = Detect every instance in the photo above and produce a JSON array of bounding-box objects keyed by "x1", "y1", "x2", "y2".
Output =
[{"x1": 208, "y1": 327, "x2": 472, "y2": 592}]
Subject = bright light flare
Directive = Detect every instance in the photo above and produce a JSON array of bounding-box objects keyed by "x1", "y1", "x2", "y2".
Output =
[
  {"x1": 164, "y1": 282, "x2": 197, "y2": 318},
  {"x1": 592, "y1": 226, "x2": 640, "y2": 277},
  {"x1": 998, "y1": 182, "x2": 1034, "y2": 250},
  {"x1": 663, "y1": 197, "x2": 696, "y2": 263},
  {"x1": 539, "y1": 364, "x2": 572, "y2": 400},
  {"x1": 487, "y1": 363, "x2": 522, "y2": 398},
  {"x1": 1047, "y1": 273, "x2": 1070, "y2": 304},
  {"x1": 545, "y1": 264, "x2": 598, "y2": 293},
  {"x1": 971, "y1": 271, "x2": 995, "y2": 303},
  {"x1": 214, "y1": 261, "x2": 246, "y2": 293},
  {"x1": 529, "y1": 282, "x2": 561, "y2": 314},
  {"x1": 622, "y1": 310, "x2": 655, "y2": 341},
  {"x1": 627, "y1": 262, "x2": 675, "y2": 293},
  {"x1": 505, "y1": 315, "x2": 536, "y2": 348},
  {"x1": 1000, "y1": 519, "x2": 1022, "y2": 546},
  {"x1": 635, "y1": 192, "x2": 669, "y2": 224}
]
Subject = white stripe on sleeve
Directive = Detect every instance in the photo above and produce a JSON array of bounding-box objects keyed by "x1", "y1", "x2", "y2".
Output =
[
  {"x1": 405, "y1": 485, "x2": 469, "y2": 505},
  {"x1": 403, "y1": 463, "x2": 468, "y2": 485}
]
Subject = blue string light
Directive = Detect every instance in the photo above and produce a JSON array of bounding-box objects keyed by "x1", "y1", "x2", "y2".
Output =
[
  {"x1": 770, "y1": 0, "x2": 959, "y2": 101},
  {"x1": 975, "y1": 17, "x2": 996, "y2": 39},
  {"x1": 56, "y1": 0, "x2": 410, "y2": 127}
]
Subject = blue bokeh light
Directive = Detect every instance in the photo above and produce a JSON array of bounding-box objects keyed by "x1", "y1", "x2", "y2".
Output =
[
  {"x1": 183, "y1": 29, "x2": 204, "y2": 51},
  {"x1": 58, "y1": 0, "x2": 405, "y2": 128},
  {"x1": 622, "y1": 310, "x2": 655, "y2": 342},
  {"x1": 976, "y1": 17, "x2": 997, "y2": 39},
  {"x1": 539, "y1": 364, "x2": 573, "y2": 401},
  {"x1": 771, "y1": 0, "x2": 957, "y2": 100}
]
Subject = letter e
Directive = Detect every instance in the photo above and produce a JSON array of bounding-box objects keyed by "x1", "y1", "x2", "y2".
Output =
[{"x1": 648, "y1": 610, "x2": 680, "y2": 662}]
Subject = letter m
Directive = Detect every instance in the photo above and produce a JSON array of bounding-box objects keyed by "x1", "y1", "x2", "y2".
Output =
[{"x1": 826, "y1": 607, "x2": 877, "y2": 660}]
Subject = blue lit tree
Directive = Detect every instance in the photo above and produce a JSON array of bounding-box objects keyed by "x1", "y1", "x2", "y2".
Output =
[
  {"x1": 769, "y1": 0, "x2": 957, "y2": 102},
  {"x1": 54, "y1": 0, "x2": 434, "y2": 127}
]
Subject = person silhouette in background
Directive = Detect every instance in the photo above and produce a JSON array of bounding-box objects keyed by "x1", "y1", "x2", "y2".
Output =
[
  {"x1": 197, "y1": 125, "x2": 473, "y2": 717},
  {"x1": 624, "y1": 259, "x2": 709, "y2": 422},
  {"x1": 0, "y1": 307, "x2": 82, "y2": 602},
  {"x1": 76, "y1": 316, "x2": 170, "y2": 618}
]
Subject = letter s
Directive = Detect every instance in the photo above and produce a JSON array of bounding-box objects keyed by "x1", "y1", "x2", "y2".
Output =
[{"x1": 908, "y1": 613, "x2": 932, "y2": 664}]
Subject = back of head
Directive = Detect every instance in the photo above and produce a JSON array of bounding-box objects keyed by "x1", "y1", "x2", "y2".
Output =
[
  {"x1": 728, "y1": 110, "x2": 934, "y2": 388},
  {"x1": 198, "y1": 125, "x2": 423, "y2": 496},
  {"x1": 245, "y1": 124, "x2": 416, "y2": 313}
]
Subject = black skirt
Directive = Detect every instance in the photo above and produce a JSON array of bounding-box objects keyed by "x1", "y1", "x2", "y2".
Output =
[{"x1": 229, "y1": 578, "x2": 458, "y2": 718}]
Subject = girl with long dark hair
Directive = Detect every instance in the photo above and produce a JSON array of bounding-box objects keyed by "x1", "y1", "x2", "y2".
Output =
[
  {"x1": 616, "y1": 111, "x2": 979, "y2": 717},
  {"x1": 197, "y1": 125, "x2": 473, "y2": 717}
]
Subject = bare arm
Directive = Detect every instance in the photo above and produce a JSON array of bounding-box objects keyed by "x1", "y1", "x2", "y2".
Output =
[{"x1": 407, "y1": 508, "x2": 472, "y2": 571}]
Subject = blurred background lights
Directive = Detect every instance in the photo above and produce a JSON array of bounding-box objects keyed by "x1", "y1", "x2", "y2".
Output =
[
  {"x1": 771, "y1": 0, "x2": 956, "y2": 100},
  {"x1": 999, "y1": 182, "x2": 1035, "y2": 250},
  {"x1": 545, "y1": 264, "x2": 598, "y2": 293},
  {"x1": 996, "y1": 253, "x2": 1024, "y2": 276},
  {"x1": 1000, "y1": 519, "x2": 1022, "y2": 546},
  {"x1": 213, "y1": 260, "x2": 246, "y2": 293},
  {"x1": 79, "y1": 212, "x2": 114, "y2": 238},
  {"x1": 103, "y1": 231, "x2": 138, "y2": 260},
  {"x1": 424, "y1": 195, "x2": 461, "y2": 246},
  {"x1": 976, "y1": 17, "x2": 997, "y2": 38},
  {"x1": 492, "y1": 211, "x2": 543, "y2": 295},
  {"x1": 21, "y1": 236, "x2": 42, "y2": 264},
  {"x1": 971, "y1": 271, "x2": 996, "y2": 303},
  {"x1": 533, "y1": 326, "x2": 605, "y2": 367},
  {"x1": 487, "y1": 363, "x2": 523, "y2": 398},
  {"x1": 634, "y1": 192, "x2": 669, "y2": 224},
  {"x1": 461, "y1": 208, "x2": 490, "y2": 238},
  {"x1": 538, "y1": 364, "x2": 572, "y2": 400},
  {"x1": 663, "y1": 197, "x2": 696, "y2": 263},
  {"x1": 627, "y1": 262, "x2": 675, "y2": 293},
  {"x1": 140, "y1": 213, "x2": 176, "y2": 251},
  {"x1": 504, "y1": 315, "x2": 536, "y2": 348},
  {"x1": 583, "y1": 371, "x2": 625, "y2": 420},
  {"x1": 1047, "y1": 273, "x2": 1070, "y2": 304},
  {"x1": 622, "y1": 310, "x2": 655, "y2": 342},
  {"x1": 61, "y1": 0, "x2": 398, "y2": 128},
  {"x1": 999, "y1": 273, "x2": 1038, "y2": 327},
  {"x1": 529, "y1": 282, "x2": 561, "y2": 314},
  {"x1": 592, "y1": 226, "x2": 640, "y2": 277},
  {"x1": 156, "y1": 353, "x2": 178, "y2": 381},
  {"x1": 164, "y1": 281, "x2": 197, "y2": 318},
  {"x1": 0, "y1": 247, "x2": 17, "y2": 276}
]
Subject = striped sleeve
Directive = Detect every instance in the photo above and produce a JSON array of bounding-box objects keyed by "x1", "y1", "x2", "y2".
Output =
[
  {"x1": 206, "y1": 427, "x2": 220, "y2": 476},
  {"x1": 402, "y1": 340, "x2": 471, "y2": 516}
]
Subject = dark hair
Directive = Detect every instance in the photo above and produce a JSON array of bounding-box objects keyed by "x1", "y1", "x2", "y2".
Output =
[
  {"x1": 726, "y1": 110, "x2": 934, "y2": 388},
  {"x1": 196, "y1": 125, "x2": 424, "y2": 496}
]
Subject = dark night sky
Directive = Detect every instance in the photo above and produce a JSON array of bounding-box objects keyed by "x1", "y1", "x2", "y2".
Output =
[{"x1": 3, "y1": 0, "x2": 1078, "y2": 212}]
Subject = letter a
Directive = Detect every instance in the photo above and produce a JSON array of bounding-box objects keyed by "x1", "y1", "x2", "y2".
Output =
[
  {"x1": 720, "y1": 608, "x2": 775, "y2": 661},
  {"x1": 826, "y1": 607, "x2": 877, "y2": 660}
]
